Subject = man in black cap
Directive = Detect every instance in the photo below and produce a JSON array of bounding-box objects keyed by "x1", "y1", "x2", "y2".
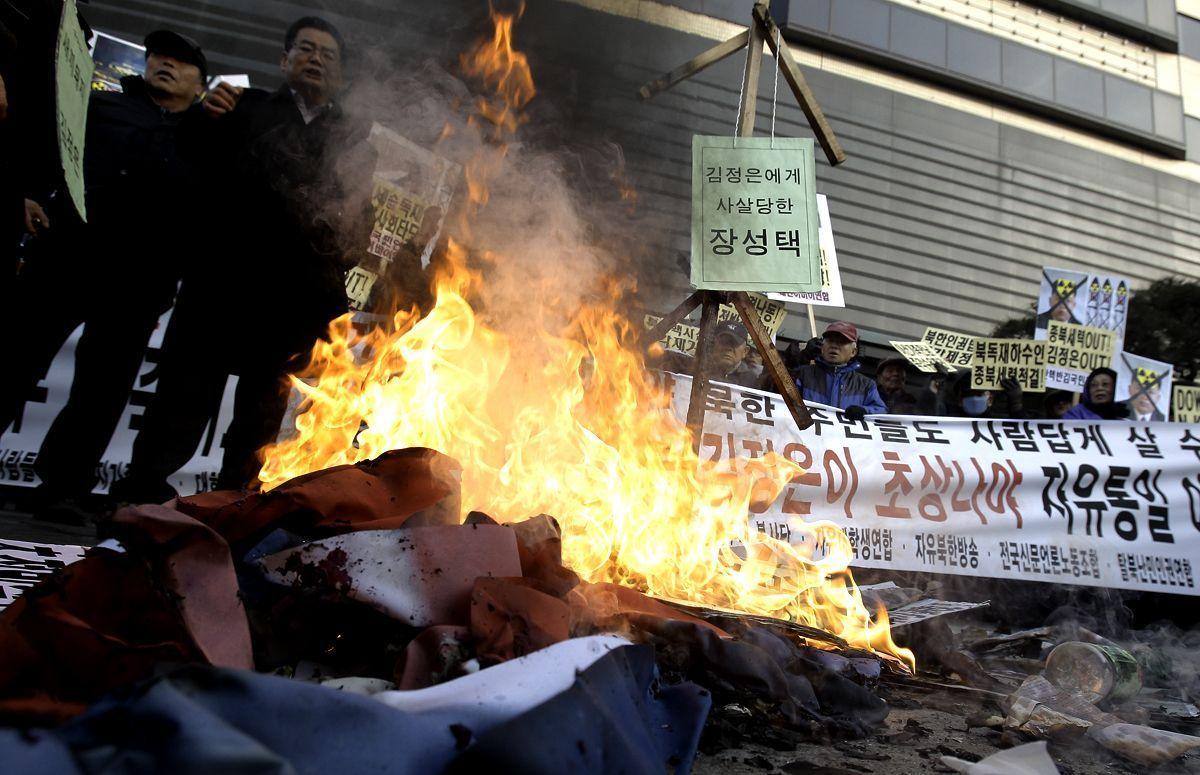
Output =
[
  {"x1": 651, "y1": 320, "x2": 761, "y2": 388},
  {"x1": 0, "y1": 29, "x2": 210, "y2": 521},
  {"x1": 113, "y1": 16, "x2": 373, "y2": 503}
]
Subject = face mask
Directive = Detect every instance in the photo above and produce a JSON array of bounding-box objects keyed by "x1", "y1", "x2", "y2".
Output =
[{"x1": 962, "y1": 395, "x2": 989, "y2": 416}]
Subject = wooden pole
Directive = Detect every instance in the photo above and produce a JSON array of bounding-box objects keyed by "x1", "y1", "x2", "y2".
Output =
[
  {"x1": 753, "y1": 4, "x2": 847, "y2": 166},
  {"x1": 642, "y1": 290, "x2": 703, "y2": 349},
  {"x1": 732, "y1": 292, "x2": 812, "y2": 429},
  {"x1": 638, "y1": 31, "x2": 750, "y2": 101},
  {"x1": 686, "y1": 291, "x2": 721, "y2": 451},
  {"x1": 807, "y1": 303, "x2": 818, "y2": 339}
]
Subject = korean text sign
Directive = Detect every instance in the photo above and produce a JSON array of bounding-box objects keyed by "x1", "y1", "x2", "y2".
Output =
[
  {"x1": 766, "y1": 194, "x2": 845, "y2": 307},
  {"x1": 55, "y1": 0, "x2": 93, "y2": 221},
  {"x1": 921, "y1": 327, "x2": 975, "y2": 369},
  {"x1": 663, "y1": 373, "x2": 1200, "y2": 595},
  {"x1": 889, "y1": 341, "x2": 960, "y2": 373},
  {"x1": 972, "y1": 339, "x2": 1047, "y2": 392},
  {"x1": 691, "y1": 137, "x2": 820, "y2": 292}
]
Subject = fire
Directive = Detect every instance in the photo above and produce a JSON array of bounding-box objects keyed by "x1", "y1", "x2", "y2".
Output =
[{"x1": 259, "y1": 4, "x2": 913, "y2": 670}]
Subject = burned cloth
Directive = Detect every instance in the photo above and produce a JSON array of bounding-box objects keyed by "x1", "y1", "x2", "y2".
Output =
[
  {"x1": 176, "y1": 448, "x2": 462, "y2": 546},
  {"x1": 0, "y1": 505, "x2": 252, "y2": 725},
  {"x1": 0, "y1": 641, "x2": 709, "y2": 775}
]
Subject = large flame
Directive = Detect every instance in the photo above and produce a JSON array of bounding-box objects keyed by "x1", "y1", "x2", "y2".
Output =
[{"x1": 260, "y1": 4, "x2": 913, "y2": 671}]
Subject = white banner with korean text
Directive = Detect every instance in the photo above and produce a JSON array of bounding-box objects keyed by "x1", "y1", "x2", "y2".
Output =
[{"x1": 665, "y1": 373, "x2": 1200, "y2": 596}]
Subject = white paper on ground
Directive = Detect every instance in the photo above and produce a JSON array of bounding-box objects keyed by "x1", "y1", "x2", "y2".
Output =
[
  {"x1": 942, "y1": 741, "x2": 1060, "y2": 775},
  {"x1": 369, "y1": 634, "x2": 631, "y2": 772}
]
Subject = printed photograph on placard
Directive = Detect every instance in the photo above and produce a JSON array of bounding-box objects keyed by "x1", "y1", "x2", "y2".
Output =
[
  {"x1": 1117, "y1": 353, "x2": 1173, "y2": 422},
  {"x1": 89, "y1": 31, "x2": 145, "y2": 93},
  {"x1": 1035, "y1": 266, "x2": 1131, "y2": 392}
]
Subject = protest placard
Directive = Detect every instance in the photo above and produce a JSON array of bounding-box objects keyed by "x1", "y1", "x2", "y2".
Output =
[
  {"x1": 89, "y1": 31, "x2": 144, "y2": 92},
  {"x1": 971, "y1": 338, "x2": 1046, "y2": 392},
  {"x1": 345, "y1": 125, "x2": 460, "y2": 311},
  {"x1": 921, "y1": 327, "x2": 976, "y2": 369},
  {"x1": 889, "y1": 341, "x2": 960, "y2": 373},
  {"x1": 1035, "y1": 266, "x2": 1131, "y2": 391},
  {"x1": 55, "y1": 0, "x2": 93, "y2": 220},
  {"x1": 645, "y1": 293, "x2": 786, "y2": 355},
  {"x1": 1044, "y1": 320, "x2": 1116, "y2": 392},
  {"x1": 644, "y1": 314, "x2": 699, "y2": 355},
  {"x1": 766, "y1": 194, "x2": 844, "y2": 307},
  {"x1": 1174, "y1": 385, "x2": 1200, "y2": 424},
  {"x1": 662, "y1": 372, "x2": 1200, "y2": 596},
  {"x1": 691, "y1": 136, "x2": 820, "y2": 293},
  {"x1": 1117, "y1": 352, "x2": 1173, "y2": 422}
]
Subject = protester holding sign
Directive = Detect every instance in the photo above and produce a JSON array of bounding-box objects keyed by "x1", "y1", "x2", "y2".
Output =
[
  {"x1": 790, "y1": 321, "x2": 886, "y2": 419},
  {"x1": 113, "y1": 17, "x2": 374, "y2": 503},
  {"x1": 1062, "y1": 367, "x2": 1128, "y2": 421},
  {"x1": 0, "y1": 29, "x2": 209, "y2": 521}
]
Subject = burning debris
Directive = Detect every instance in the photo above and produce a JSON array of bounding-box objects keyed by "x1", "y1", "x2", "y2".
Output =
[{"x1": 1, "y1": 4, "x2": 1197, "y2": 775}]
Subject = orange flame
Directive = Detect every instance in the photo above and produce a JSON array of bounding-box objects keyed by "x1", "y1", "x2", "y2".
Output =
[{"x1": 260, "y1": 6, "x2": 913, "y2": 671}]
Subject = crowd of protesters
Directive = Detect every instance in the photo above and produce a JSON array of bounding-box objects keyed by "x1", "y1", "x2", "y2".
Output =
[
  {"x1": 0, "y1": 6, "x2": 369, "y2": 522},
  {"x1": 0, "y1": 3, "x2": 1160, "y2": 526}
]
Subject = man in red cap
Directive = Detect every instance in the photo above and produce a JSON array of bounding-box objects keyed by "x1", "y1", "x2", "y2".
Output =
[{"x1": 790, "y1": 321, "x2": 886, "y2": 419}]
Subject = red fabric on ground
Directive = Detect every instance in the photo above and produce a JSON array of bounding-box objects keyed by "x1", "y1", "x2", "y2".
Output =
[
  {"x1": 470, "y1": 577, "x2": 571, "y2": 664},
  {"x1": 175, "y1": 448, "x2": 462, "y2": 544},
  {"x1": 0, "y1": 504, "x2": 253, "y2": 725}
]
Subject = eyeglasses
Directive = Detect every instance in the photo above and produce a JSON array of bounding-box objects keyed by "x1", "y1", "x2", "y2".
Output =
[{"x1": 294, "y1": 41, "x2": 340, "y2": 63}]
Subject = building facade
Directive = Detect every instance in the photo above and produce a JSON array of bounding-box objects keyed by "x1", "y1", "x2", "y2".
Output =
[{"x1": 83, "y1": 0, "x2": 1200, "y2": 346}]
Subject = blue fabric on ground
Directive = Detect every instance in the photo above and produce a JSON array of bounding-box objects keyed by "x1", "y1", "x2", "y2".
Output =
[
  {"x1": 0, "y1": 643, "x2": 710, "y2": 774},
  {"x1": 445, "y1": 644, "x2": 711, "y2": 774}
]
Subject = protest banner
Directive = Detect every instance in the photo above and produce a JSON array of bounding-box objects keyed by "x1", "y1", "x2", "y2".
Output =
[
  {"x1": 0, "y1": 540, "x2": 86, "y2": 611},
  {"x1": 0, "y1": 306, "x2": 238, "y2": 497},
  {"x1": 1044, "y1": 320, "x2": 1116, "y2": 392},
  {"x1": 347, "y1": 124, "x2": 460, "y2": 310},
  {"x1": 889, "y1": 341, "x2": 960, "y2": 373},
  {"x1": 1175, "y1": 385, "x2": 1200, "y2": 424},
  {"x1": 645, "y1": 293, "x2": 787, "y2": 354},
  {"x1": 89, "y1": 31, "x2": 144, "y2": 92},
  {"x1": 55, "y1": 0, "x2": 93, "y2": 220},
  {"x1": 1035, "y1": 267, "x2": 1131, "y2": 391},
  {"x1": 691, "y1": 136, "x2": 821, "y2": 293},
  {"x1": 1117, "y1": 352, "x2": 1173, "y2": 423},
  {"x1": 766, "y1": 194, "x2": 845, "y2": 308},
  {"x1": 971, "y1": 339, "x2": 1046, "y2": 392},
  {"x1": 921, "y1": 327, "x2": 975, "y2": 369},
  {"x1": 664, "y1": 373, "x2": 1200, "y2": 595}
]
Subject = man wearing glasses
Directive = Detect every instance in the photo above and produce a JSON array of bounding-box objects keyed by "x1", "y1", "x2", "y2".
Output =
[{"x1": 112, "y1": 16, "x2": 374, "y2": 504}]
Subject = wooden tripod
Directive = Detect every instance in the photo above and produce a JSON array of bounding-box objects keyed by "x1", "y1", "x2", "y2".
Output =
[{"x1": 639, "y1": 1, "x2": 847, "y2": 447}]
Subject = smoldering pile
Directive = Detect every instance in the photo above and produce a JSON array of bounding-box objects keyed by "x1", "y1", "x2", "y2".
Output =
[{"x1": 0, "y1": 449, "x2": 898, "y2": 773}]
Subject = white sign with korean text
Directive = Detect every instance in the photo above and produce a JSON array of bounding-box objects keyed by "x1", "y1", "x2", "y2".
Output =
[
  {"x1": 766, "y1": 195, "x2": 845, "y2": 308},
  {"x1": 666, "y1": 373, "x2": 1200, "y2": 596}
]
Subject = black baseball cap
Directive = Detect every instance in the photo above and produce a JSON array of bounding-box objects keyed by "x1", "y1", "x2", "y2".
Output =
[
  {"x1": 714, "y1": 321, "x2": 749, "y2": 343},
  {"x1": 144, "y1": 30, "x2": 208, "y2": 83}
]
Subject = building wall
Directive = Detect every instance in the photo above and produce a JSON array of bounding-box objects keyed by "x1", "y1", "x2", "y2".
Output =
[{"x1": 83, "y1": 0, "x2": 1200, "y2": 344}]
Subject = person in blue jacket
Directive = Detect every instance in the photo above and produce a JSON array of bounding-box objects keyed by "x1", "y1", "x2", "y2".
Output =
[
  {"x1": 791, "y1": 321, "x2": 887, "y2": 420},
  {"x1": 1062, "y1": 367, "x2": 1128, "y2": 421}
]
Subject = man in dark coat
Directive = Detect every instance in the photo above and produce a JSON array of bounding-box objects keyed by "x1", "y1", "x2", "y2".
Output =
[
  {"x1": 113, "y1": 16, "x2": 373, "y2": 503},
  {"x1": 0, "y1": 0, "x2": 91, "y2": 294},
  {"x1": 790, "y1": 321, "x2": 886, "y2": 419},
  {"x1": 0, "y1": 30, "x2": 209, "y2": 520}
]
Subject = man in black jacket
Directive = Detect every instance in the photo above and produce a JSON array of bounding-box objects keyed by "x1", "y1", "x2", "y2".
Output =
[
  {"x1": 0, "y1": 30, "x2": 208, "y2": 520},
  {"x1": 113, "y1": 16, "x2": 372, "y2": 503}
]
